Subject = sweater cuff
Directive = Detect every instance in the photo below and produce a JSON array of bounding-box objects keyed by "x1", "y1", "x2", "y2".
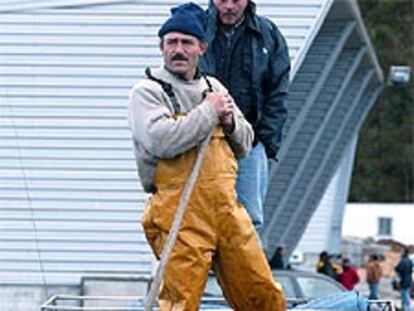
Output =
[
  {"x1": 199, "y1": 100, "x2": 219, "y2": 129},
  {"x1": 225, "y1": 115, "x2": 242, "y2": 143}
]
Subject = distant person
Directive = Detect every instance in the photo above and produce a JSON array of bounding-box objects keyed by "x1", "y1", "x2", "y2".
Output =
[
  {"x1": 339, "y1": 258, "x2": 360, "y2": 290},
  {"x1": 270, "y1": 246, "x2": 290, "y2": 270},
  {"x1": 316, "y1": 251, "x2": 339, "y2": 280},
  {"x1": 366, "y1": 254, "x2": 383, "y2": 299},
  {"x1": 395, "y1": 248, "x2": 413, "y2": 311}
]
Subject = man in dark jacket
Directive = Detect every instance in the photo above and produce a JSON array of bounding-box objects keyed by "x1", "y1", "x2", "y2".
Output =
[
  {"x1": 395, "y1": 248, "x2": 413, "y2": 311},
  {"x1": 316, "y1": 251, "x2": 339, "y2": 281},
  {"x1": 201, "y1": 0, "x2": 290, "y2": 237},
  {"x1": 270, "y1": 246, "x2": 287, "y2": 270}
]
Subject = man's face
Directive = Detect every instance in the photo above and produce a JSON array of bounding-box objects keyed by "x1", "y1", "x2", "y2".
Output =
[
  {"x1": 160, "y1": 32, "x2": 207, "y2": 80},
  {"x1": 213, "y1": 0, "x2": 249, "y2": 26}
]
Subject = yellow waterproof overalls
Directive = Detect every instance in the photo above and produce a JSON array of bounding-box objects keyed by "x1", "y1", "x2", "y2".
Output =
[{"x1": 142, "y1": 123, "x2": 286, "y2": 310}]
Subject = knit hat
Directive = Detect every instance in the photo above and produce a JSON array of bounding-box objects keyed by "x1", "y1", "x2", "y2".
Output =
[{"x1": 158, "y1": 2, "x2": 206, "y2": 41}]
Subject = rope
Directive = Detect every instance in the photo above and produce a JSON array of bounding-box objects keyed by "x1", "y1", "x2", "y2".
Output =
[{"x1": 5, "y1": 89, "x2": 50, "y2": 297}]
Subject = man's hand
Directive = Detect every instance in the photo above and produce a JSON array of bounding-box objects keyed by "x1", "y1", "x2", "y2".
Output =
[
  {"x1": 205, "y1": 91, "x2": 235, "y2": 132},
  {"x1": 220, "y1": 111, "x2": 235, "y2": 133}
]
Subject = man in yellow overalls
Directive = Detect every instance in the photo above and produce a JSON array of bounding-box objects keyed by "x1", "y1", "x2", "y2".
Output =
[{"x1": 128, "y1": 3, "x2": 285, "y2": 310}]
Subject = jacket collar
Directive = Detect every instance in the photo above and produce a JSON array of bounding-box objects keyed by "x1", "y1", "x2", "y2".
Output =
[{"x1": 205, "y1": 0, "x2": 260, "y2": 44}]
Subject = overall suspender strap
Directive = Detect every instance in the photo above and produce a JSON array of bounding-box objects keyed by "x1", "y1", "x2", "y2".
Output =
[
  {"x1": 201, "y1": 72, "x2": 213, "y2": 98},
  {"x1": 145, "y1": 67, "x2": 214, "y2": 111},
  {"x1": 145, "y1": 67, "x2": 181, "y2": 114}
]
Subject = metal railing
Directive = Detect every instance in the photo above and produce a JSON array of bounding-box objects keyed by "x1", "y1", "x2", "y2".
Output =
[
  {"x1": 366, "y1": 300, "x2": 396, "y2": 311},
  {"x1": 41, "y1": 295, "x2": 150, "y2": 311},
  {"x1": 41, "y1": 275, "x2": 153, "y2": 311},
  {"x1": 285, "y1": 298, "x2": 396, "y2": 311},
  {"x1": 40, "y1": 295, "x2": 232, "y2": 311},
  {"x1": 41, "y1": 295, "x2": 396, "y2": 311},
  {"x1": 40, "y1": 274, "x2": 396, "y2": 311}
]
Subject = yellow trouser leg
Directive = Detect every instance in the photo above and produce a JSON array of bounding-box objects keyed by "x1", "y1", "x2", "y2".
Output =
[
  {"x1": 142, "y1": 186, "x2": 216, "y2": 311},
  {"x1": 213, "y1": 195, "x2": 286, "y2": 311}
]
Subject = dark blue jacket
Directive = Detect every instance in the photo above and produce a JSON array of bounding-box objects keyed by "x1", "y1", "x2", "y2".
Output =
[
  {"x1": 200, "y1": 1, "x2": 290, "y2": 159},
  {"x1": 395, "y1": 256, "x2": 413, "y2": 289}
]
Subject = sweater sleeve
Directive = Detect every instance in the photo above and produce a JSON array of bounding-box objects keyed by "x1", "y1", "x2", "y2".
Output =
[{"x1": 128, "y1": 80, "x2": 219, "y2": 159}]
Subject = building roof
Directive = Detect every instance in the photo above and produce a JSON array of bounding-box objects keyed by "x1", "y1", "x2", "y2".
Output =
[{"x1": 262, "y1": 0, "x2": 383, "y2": 258}]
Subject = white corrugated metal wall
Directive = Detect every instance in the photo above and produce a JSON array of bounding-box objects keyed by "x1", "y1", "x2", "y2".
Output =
[
  {"x1": 0, "y1": 0, "x2": 330, "y2": 286},
  {"x1": 295, "y1": 136, "x2": 358, "y2": 254}
]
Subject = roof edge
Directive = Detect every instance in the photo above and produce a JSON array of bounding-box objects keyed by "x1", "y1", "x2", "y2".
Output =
[
  {"x1": 346, "y1": 0, "x2": 384, "y2": 82},
  {"x1": 290, "y1": 0, "x2": 336, "y2": 80},
  {"x1": 292, "y1": 0, "x2": 384, "y2": 83},
  {"x1": 0, "y1": 0, "x2": 134, "y2": 13}
]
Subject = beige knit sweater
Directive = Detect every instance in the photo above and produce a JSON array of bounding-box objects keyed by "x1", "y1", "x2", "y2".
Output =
[{"x1": 128, "y1": 66, "x2": 253, "y2": 192}]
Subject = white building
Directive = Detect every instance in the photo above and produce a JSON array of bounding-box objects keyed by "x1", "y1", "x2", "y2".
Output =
[{"x1": 342, "y1": 203, "x2": 414, "y2": 245}]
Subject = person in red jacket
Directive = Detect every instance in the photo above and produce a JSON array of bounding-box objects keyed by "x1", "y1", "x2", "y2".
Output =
[{"x1": 339, "y1": 258, "x2": 360, "y2": 290}]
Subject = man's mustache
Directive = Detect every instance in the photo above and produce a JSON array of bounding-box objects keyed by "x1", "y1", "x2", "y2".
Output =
[
  {"x1": 171, "y1": 54, "x2": 188, "y2": 61},
  {"x1": 223, "y1": 11, "x2": 237, "y2": 17}
]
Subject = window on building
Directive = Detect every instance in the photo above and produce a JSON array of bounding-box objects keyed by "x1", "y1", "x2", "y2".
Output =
[{"x1": 378, "y1": 217, "x2": 393, "y2": 236}]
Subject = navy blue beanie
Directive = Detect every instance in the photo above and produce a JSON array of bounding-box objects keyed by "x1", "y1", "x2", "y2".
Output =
[{"x1": 158, "y1": 2, "x2": 206, "y2": 41}]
